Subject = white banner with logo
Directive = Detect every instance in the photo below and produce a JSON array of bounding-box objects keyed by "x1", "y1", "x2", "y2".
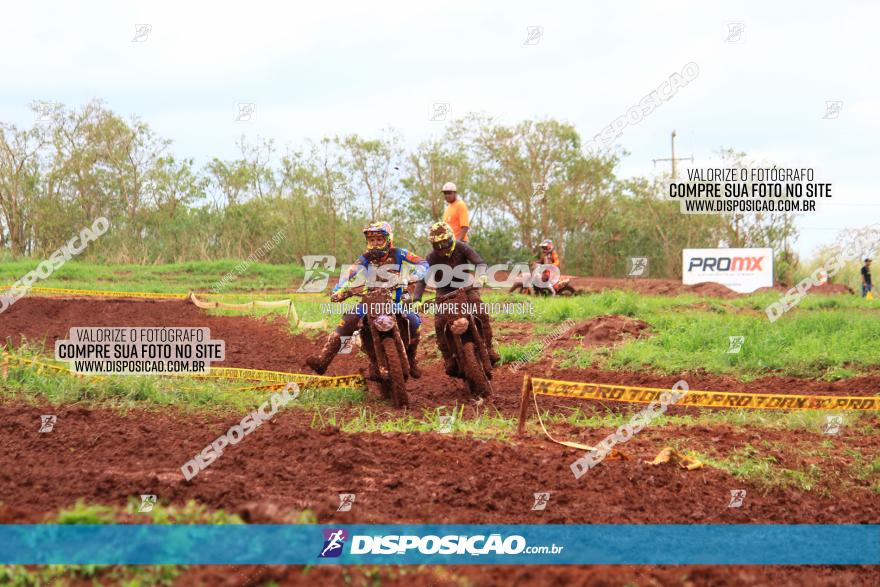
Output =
[{"x1": 682, "y1": 248, "x2": 773, "y2": 293}]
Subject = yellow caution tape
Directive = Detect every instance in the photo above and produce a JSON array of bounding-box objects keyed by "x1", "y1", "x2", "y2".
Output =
[
  {"x1": 188, "y1": 292, "x2": 291, "y2": 310},
  {"x1": 180, "y1": 366, "x2": 364, "y2": 389},
  {"x1": 530, "y1": 385, "x2": 596, "y2": 451},
  {"x1": 1, "y1": 352, "x2": 364, "y2": 391},
  {"x1": 187, "y1": 292, "x2": 327, "y2": 329},
  {"x1": 528, "y1": 376, "x2": 879, "y2": 411},
  {"x1": 0, "y1": 286, "x2": 187, "y2": 299}
]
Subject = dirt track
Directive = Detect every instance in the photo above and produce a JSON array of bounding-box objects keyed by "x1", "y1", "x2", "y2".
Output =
[
  {"x1": 1, "y1": 297, "x2": 877, "y2": 585},
  {"x1": 1, "y1": 402, "x2": 876, "y2": 525},
  {"x1": 3, "y1": 298, "x2": 879, "y2": 419},
  {"x1": 563, "y1": 276, "x2": 854, "y2": 298}
]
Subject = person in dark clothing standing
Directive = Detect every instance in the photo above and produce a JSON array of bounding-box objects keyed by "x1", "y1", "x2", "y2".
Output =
[
  {"x1": 861, "y1": 258, "x2": 872, "y2": 297},
  {"x1": 411, "y1": 222, "x2": 501, "y2": 376}
]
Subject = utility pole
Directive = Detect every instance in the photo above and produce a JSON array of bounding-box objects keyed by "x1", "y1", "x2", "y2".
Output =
[{"x1": 652, "y1": 130, "x2": 694, "y2": 180}]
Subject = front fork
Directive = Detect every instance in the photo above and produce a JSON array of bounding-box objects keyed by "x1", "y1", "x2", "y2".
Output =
[
  {"x1": 447, "y1": 315, "x2": 492, "y2": 378},
  {"x1": 366, "y1": 318, "x2": 410, "y2": 378},
  {"x1": 469, "y1": 315, "x2": 493, "y2": 376}
]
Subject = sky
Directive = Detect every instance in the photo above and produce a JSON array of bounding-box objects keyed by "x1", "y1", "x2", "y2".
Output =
[{"x1": 2, "y1": 0, "x2": 878, "y2": 258}]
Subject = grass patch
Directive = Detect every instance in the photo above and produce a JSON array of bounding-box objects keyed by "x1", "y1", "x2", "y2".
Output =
[
  {"x1": 54, "y1": 498, "x2": 245, "y2": 525},
  {"x1": 310, "y1": 405, "x2": 518, "y2": 440},
  {"x1": 0, "y1": 500, "x2": 251, "y2": 587},
  {"x1": 1, "y1": 345, "x2": 367, "y2": 413},
  {"x1": 606, "y1": 310, "x2": 880, "y2": 378},
  {"x1": 487, "y1": 289, "x2": 880, "y2": 377},
  {"x1": 554, "y1": 347, "x2": 595, "y2": 369},
  {"x1": 0, "y1": 259, "x2": 304, "y2": 294},
  {"x1": 690, "y1": 444, "x2": 824, "y2": 492},
  {"x1": 540, "y1": 405, "x2": 876, "y2": 435},
  {"x1": 0, "y1": 564, "x2": 183, "y2": 587},
  {"x1": 56, "y1": 500, "x2": 117, "y2": 525},
  {"x1": 498, "y1": 342, "x2": 543, "y2": 364},
  {"x1": 847, "y1": 450, "x2": 880, "y2": 487},
  {"x1": 123, "y1": 498, "x2": 246, "y2": 525}
]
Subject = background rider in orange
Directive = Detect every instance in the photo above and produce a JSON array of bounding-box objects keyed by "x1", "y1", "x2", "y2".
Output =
[
  {"x1": 442, "y1": 182, "x2": 470, "y2": 242},
  {"x1": 538, "y1": 239, "x2": 560, "y2": 285}
]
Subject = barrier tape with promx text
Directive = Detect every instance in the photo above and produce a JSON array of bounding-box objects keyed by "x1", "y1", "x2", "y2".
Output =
[{"x1": 527, "y1": 376, "x2": 879, "y2": 411}]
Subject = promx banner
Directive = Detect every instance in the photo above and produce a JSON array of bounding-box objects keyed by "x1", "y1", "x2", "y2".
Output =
[
  {"x1": 682, "y1": 248, "x2": 773, "y2": 293},
  {"x1": 0, "y1": 525, "x2": 877, "y2": 565}
]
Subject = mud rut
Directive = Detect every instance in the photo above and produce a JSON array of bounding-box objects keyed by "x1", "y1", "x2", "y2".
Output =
[{"x1": 1, "y1": 297, "x2": 877, "y2": 586}]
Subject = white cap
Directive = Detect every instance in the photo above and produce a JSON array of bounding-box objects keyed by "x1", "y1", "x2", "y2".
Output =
[{"x1": 442, "y1": 182, "x2": 457, "y2": 192}]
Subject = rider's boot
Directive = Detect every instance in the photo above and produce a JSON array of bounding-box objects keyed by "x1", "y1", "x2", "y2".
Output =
[
  {"x1": 406, "y1": 335, "x2": 421, "y2": 379},
  {"x1": 436, "y1": 324, "x2": 459, "y2": 377},
  {"x1": 306, "y1": 332, "x2": 342, "y2": 375}
]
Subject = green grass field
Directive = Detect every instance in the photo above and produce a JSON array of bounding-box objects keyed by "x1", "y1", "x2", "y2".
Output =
[{"x1": 0, "y1": 259, "x2": 305, "y2": 294}]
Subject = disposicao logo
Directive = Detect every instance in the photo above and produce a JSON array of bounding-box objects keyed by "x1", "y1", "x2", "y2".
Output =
[
  {"x1": 319, "y1": 529, "x2": 348, "y2": 558},
  {"x1": 317, "y1": 531, "x2": 565, "y2": 559},
  {"x1": 347, "y1": 534, "x2": 527, "y2": 556}
]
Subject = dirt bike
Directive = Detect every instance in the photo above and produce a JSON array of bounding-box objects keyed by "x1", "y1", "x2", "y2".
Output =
[
  {"x1": 424, "y1": 285, "x2": 493, "y2": 399},
  {"x1": 508, "y1": 262, "x2": 578, "y2": 296},
  {"x1": 336, "y1": 284, "x2": 411, "y2": 408}
]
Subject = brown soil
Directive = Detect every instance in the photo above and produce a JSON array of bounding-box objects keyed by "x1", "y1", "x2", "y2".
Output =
[
  {"x1": 0, "y1": 297, "x2": 303, "y2": 372},
  {"x1": 0, "y1": 403, "x2": 876, "y2": 525},
  {"x1": 176, "y1": 564, "x2": 877, "y2": 587},
  {"x1": 557, "y1": 314, "x2": 651, "y2": 348},
  {"x1": 414, "y1": 272, "x2": 855, "y2": 299},
  {"x1": 563, "y1": 276, "x2": 855, "y2": 298},
  {"x1": 1, "y1": 401, "x2": 876, "y2": 585},
  {"x1": 1, "y1": 297, "x2": 877, "y2": 585}
]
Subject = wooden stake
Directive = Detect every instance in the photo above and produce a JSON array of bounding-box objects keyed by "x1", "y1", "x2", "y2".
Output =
[{"x1": 517, "y1": 375, "x2": 533, "y2": 436}]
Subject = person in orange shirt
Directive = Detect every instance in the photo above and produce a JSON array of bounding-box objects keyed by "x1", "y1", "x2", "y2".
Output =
[{"x1": 442, "y1": 182, "x2": 469, "y2": 242}]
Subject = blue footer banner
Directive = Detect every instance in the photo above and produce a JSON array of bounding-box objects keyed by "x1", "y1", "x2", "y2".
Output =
[{"x1": 1, "y1": 524, "x2": 877, "y2": 565}]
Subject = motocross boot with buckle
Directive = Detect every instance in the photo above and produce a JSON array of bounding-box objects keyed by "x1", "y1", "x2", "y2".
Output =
[
  {"x1": 306, "y1": 332, "x2": 342, "y2": 375},
  {"x1": 406, "y1": 335, "x2": 421, "y2": 379}
]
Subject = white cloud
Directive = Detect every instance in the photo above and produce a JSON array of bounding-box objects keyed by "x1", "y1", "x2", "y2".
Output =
[{"x1": 2, "y1": 0, "x2": 878, "y2": 257}]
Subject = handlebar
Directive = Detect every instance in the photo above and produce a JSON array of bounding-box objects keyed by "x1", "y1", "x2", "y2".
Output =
[
  {"x1": 420, "y1": 285, "x2": 477, "y2": 310},
  {"x1": 333, "y1": 279, "x2": 406, "y2": 302}
]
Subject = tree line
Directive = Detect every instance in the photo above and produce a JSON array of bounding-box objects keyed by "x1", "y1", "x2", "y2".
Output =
[{"x1": 0, "y1": 100, "x2": 800, "y2": 280}]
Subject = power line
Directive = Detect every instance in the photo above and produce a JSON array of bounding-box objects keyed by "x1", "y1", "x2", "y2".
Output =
[{"x1": 651, "y1": 130, "x2": 693, "y2": 180}]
